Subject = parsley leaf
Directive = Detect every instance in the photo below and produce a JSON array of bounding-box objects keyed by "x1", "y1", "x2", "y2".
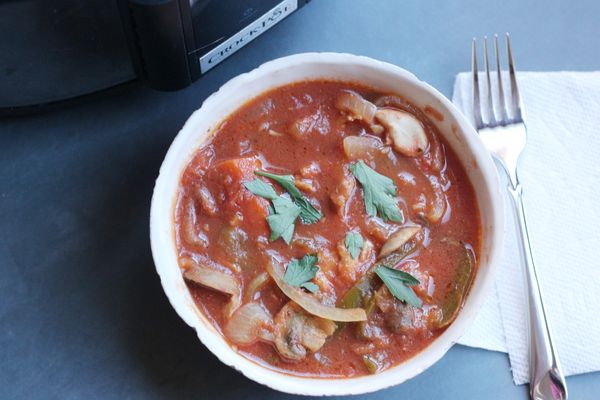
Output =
[
  {"x1": 244, "y1": 178, "x2": 300, "y2": 244},
  {"x1": 300, "y1": 282, "x2": 319, "y2": 293},
  {"x1": 256, "y1": 171, "x2": 322, "y2": 224},
  {"x1": 284, "y1": 253, "x2": 319, "y2": 293},
  {"x1": 349, "y1": 161, "x2": 403, "y2": 222},
  {"x1": 243, "y1": 179, "x2": 278, "y2": 200},
  {"x1": 266, "y1": 196, "x2": 301, "y2": 244},
  {"x1": 375, "y1": 265, "x2": 422, "y2": 307},
  {"x1": 345, "y1": 232, "x2": 364, "y2": 259}
]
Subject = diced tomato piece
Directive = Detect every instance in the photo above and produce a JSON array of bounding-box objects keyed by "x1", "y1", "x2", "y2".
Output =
[
  {"x1": 207, "y1": 157, "x2": 269, "y2": 234},
  {"x1": 239, "y1": 194, "x2": 269, "y2": 230},
  {"x1": 212, "y1": 157, "x2": 260, "y2": 196}
]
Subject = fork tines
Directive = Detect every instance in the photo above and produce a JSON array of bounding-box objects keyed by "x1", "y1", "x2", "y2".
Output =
[{"x1": 471, "y1": 33, "x2": 522, "y2": 129}]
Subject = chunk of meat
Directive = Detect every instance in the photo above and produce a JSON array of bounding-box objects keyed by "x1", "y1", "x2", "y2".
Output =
[
  {"x1": 336, "y1": 238, "x2": 374, "y2": 283},
  {"x1": 390, "y1": 259, "x2": 431, "y2": 298},
  {"x1": 365, "y1": 218, "x2": 396, "y2": 242},
  {"x1": 273, "y1": 303, "x2": 335, "y2": 360},
  {"x1": 357, "y1": 318, "x2": 392, "y2": 347},
  {"x1": 373, "y1": 285, "x2": 439, "y2": 333},
  {"x1": 316, "y1": 246, "x2": 338, "y2": 277},
  {"x1": 293, "y1": 234, "x2": 331, "y2": 255},
  {"x1": 292, "y1": 234, "x2": 339, "y2": 283},
  {"x1": 299, "y1": 162, "x2": 321, "y2": 179},
  {"x1": 289, "y1": 107, "x2": 331, "y2": 140},
  {"x1": 374, "y1": 286, "x2": 417, "y2": 333},
  {"x1": 330, "y1": 168, "x2": 356, "y2": 218},
  {"x1": 295, "y1": 177, "x2": 317, "y2": 193},
  {"x1": 313, "y1": 271, "x2": 337, "y2": 306}
]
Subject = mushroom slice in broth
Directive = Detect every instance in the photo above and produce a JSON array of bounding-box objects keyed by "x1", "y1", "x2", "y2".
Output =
[
  {"x1": 225, "y1": 302, "x2": 274, "y2": 345},
  {"x1": 274, "y1": 303, "x2": 337, "y2": 360},
  {"x1": 375, "y1": 108, "x2": 429, "y2": 157}
]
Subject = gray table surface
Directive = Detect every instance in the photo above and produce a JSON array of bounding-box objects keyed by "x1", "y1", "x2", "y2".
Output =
[{"x1": 2, "y1": 0, "x2": 599, "y2": 398}]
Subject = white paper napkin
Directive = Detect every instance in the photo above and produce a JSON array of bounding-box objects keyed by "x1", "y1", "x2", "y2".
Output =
[{"x1": 452, "y1": 71, "x2": 600, "y2": 385}]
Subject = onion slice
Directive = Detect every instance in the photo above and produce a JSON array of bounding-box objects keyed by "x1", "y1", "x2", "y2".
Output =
[
  {"x1": 425, "y1": 175, "x2": 446, "y2": 223},
  {"x1": 335, "y1": 91, "x2": 377, "y2": 123},
  {"x1": 378, "y1": 226, "x2": 421, "y2": 258},
  {"x1": 182, "y1": 259, "x2": 239, "y2": 295},
  {"x1": 224, "y1": 302, "x2": 274, "y2": 345},
  {"x1": 244, "y1": 272, "x2": 270, "y2": 303},
  {"x1": 181, "y1": 258, "x2": 241, "y2": 317},
  {"x1": 266, "y1": 261, "x2": 367, "y2": 322},
  {"x1": 182, "y1": 200, "x2": 207, "y2": 247},
  {"x1": 342, "y1": 135, "x2": 384, "y2": 161}
]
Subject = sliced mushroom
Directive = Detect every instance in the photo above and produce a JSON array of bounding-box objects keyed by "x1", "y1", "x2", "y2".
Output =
[
  {"x1": 375, "y1": 109, "x2": 429, "y2": 157},
  {"x1": 273, "y1": 303, "x2": 335, "y2": 360},
  {"x1": 378, "y1": 226, "x2": 421, "y2": 258},
  {"x1": 224, "y1": 302, "x2": 274, "y2": 345},
  {"x1": 181, "y1": 258, "x2": 241, "y2": 317}
]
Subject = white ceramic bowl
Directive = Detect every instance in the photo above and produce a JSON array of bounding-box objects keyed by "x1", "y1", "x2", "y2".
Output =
[{"x1": 150, "y1": 53, "x2": 503, "y2": 396}]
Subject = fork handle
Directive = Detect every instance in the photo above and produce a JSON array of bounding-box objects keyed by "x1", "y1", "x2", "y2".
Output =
[{"x1": 508, "y1": 183, "x2": 567, "y2": 400}]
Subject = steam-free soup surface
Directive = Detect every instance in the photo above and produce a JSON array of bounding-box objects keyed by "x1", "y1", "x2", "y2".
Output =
[{"x1": 175, "y1": 81, "x2": 480, "y2": 377}]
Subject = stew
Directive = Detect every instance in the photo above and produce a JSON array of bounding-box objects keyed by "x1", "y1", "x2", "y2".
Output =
[{"x1": 174, "y1": 80, "x2": 480, "y2": 377}]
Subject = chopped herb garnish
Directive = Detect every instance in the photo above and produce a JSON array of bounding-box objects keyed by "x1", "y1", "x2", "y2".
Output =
[
  {"x1": 299, "y1": 282, "x2": 319, "y2": 293},
  {"x1": 349, "y1": 161, "x2": 403, "y2": 222},
  {"x1": 284, "y1": 253, "x2": 320, "y2": 293},
  {"x1": 244, "y1": 178, "x2": 300, "y2": 244},
  {"x1": 256, "y1": 171, "x2": 322, "y2": 224},
  {"x1": 243, "y1": 178, "x2": 278, "y2": 200},
  {"x1": 345, "y1": 232, "x2": 364, "y2": 259},
  {"x1": 266, "y1": 196, "x2": 301, "y2": 244},
  {"x1": 374, "y1": 265, "x2": 422, "y2": 307}
]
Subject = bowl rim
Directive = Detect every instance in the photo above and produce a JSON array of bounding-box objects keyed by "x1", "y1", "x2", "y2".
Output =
[{"x1": 150, "y1": 52, "x2": 504, "y2": 396}]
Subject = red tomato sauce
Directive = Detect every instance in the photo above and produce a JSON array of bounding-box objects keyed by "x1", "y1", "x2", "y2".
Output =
[{"x1": 175, "y1": 81, "x2": 480, "y2": 377}]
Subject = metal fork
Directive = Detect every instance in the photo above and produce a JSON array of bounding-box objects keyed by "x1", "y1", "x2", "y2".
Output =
[{"x1": 471, "y1": 34, "x2": 567, "y2": 400}]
